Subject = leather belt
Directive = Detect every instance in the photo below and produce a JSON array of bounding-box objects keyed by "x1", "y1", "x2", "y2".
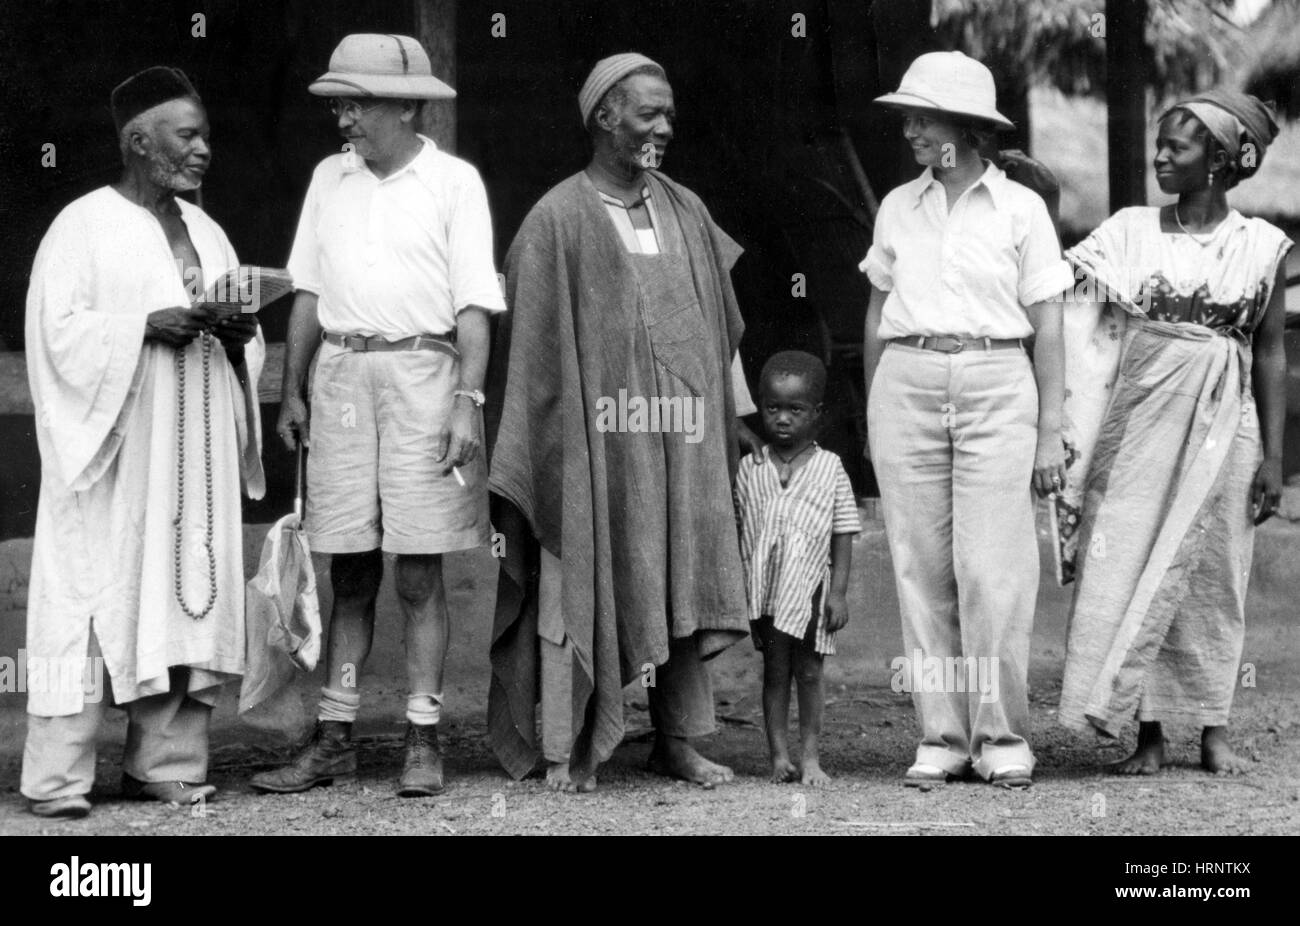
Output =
[
  {"x1": 894, "y1": 335, "x2": 1024, "y2": 353},
  {"x1": 322, "y1": 330, "x2": 458, "y2": 358}
]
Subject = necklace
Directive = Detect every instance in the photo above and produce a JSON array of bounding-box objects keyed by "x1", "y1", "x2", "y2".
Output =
[
  {"x1": 772, "y1": 443, "x2": 814, "y2": 486},
  {"x1": 1173, "y1": 203, "x2": 1222, "y2": 247},
  {"x1": 172, "y1": 332, "x2": 218, "y2": 619}
]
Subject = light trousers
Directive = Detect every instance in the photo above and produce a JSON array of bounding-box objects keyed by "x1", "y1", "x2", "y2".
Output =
[
  {"x1": 21, "y1": 629, "x2": 212, "y2": 801},
  {"x1": 868, "y1": 342, "x2": 1039, "y2": 779}
]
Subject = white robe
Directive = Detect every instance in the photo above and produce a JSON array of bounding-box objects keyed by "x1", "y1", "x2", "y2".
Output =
[{"x1": 25, "y1": 186, "x2": 265, "y2": 716}]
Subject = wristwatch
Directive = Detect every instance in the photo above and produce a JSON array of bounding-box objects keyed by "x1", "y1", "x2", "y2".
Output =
[{"x1": 453, "y1": 388, "x2": 486, "y2": 408}]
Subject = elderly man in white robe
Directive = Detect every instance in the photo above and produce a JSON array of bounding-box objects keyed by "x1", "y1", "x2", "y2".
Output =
[{"x1": 22, "y1": 67, "x2": 264, "y2": 819}]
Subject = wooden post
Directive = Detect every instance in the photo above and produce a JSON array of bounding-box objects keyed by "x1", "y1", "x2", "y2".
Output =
[
  {"x1": 415, "y1": 0, "x2": 457, "y2": 152},
  {"x1": 1106, "y1": 0, "x2": 1148, "y2": 211},
  {"x1": 997, "y1": 77, "x2": 1032, "y2": 155}
]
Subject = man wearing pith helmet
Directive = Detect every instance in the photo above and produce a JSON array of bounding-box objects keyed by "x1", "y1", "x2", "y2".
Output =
[{"x1": 252, "y1": 34, "x2": 506, "y2": 797}]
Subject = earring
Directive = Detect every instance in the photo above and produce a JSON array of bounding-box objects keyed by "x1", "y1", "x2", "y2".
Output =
[{"x1": 1207, "y1": 170, "x2": 1214, "y2": 188}]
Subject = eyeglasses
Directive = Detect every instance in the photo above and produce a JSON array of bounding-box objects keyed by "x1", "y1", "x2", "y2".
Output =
[{"x1": 328, "y1": 98, "x2": 385, "y2": 119}]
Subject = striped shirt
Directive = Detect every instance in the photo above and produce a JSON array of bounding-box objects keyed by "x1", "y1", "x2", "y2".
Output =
[{"x1": 735, "y1": 444, "x2": 861, "y2": 654}]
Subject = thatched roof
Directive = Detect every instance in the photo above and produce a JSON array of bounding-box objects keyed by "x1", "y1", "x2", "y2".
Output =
[
  {"x1": 932, "y1": 0, "x2": 1246, "y2": 100},
  {"x1": 1241, "y1": 0, "x2": 1300, "y2": 119}
]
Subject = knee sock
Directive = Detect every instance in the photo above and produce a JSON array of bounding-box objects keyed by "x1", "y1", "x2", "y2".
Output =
[
  {"x1": 406, "y1": 692, "x2": 443, "y2": 726},
  {"x1": 318, "y1": 687, "x2": 360, "y2": 724}
]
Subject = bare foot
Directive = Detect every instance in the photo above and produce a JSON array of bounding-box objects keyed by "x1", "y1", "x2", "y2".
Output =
[
  {"x1": 648, "y1": 734, "x2": 734, "y2": 788},
  {"x1": 545, "y1": 762, "x2": 575, "y2": 792},
  {"x1": 545, "y1": 762, "x2": 596, "y2": 792},
  {"x1": 1106, "y1": 721, "x2": 1164, "y2": 775},
  {"x1": 800, "y1": 759, "x2": 831, "y2": 788},
  {"x1": 770, "y1": 757, "x2": 798, "y2": 783},
  {"x1": 1201, "y1": 727, "x2": 1250, "y2": 775}
]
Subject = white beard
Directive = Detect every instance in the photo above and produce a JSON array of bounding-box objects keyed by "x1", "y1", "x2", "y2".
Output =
[{"x1": 146, "y1": 147, "x2": 201, "y2": 192}]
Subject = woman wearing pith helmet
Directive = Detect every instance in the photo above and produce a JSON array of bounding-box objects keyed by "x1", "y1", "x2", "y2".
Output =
[
  {"x1": 1057, "y1": 91, "x2": 1290, "y2": 777},
  {"x1": 861, "y1": 50, "x2": 1073, "y2": 789}
]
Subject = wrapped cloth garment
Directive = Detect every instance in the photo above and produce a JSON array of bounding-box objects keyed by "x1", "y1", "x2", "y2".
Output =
[
  {"x1": 485, "y1": 170, "x2": 749, "y2": 780},
  {"x1": 1057, "y1": 206, "x2": 1291, "y2": 733}
]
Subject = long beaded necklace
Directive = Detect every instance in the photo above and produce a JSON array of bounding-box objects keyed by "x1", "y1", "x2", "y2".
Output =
[{"x1": 172, "y1": 331, "x2": 218, "y2": 619}]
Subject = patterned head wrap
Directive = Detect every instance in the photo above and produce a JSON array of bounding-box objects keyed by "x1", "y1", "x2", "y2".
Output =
[{"x1": 1160, "y1": 90, "x2": 1279, "y2": 181}]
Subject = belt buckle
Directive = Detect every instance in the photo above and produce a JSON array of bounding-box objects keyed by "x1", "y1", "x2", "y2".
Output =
[
  {"x1": 934, "y1": 336, "x2": 965, "y2": 353},
  {"x1": 345, "y1": 334, "x2": 370, "y2": 352}
]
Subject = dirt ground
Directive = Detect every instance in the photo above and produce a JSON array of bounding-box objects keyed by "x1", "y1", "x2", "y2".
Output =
[
  {"x1": 3, "y1": 512, "x2": 1299, "y2": 837},
  {"x1": 3, "y1": 679, "x2": 1299, "y2": 836}
]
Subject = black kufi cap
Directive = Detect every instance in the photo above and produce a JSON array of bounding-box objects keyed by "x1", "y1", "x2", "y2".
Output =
[{"x1": 111, "y1": 66, "x2": 200, "y2": 131}]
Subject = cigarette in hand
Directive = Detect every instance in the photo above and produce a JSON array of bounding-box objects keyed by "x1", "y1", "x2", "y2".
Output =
[{"x1": 452, "y1": 466, "x2": 466, "y2": 488}]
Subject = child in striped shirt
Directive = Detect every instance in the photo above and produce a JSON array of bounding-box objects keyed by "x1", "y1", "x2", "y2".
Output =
[{"x1": 735, "y1": 351, "x2": 861, "y2": 786}]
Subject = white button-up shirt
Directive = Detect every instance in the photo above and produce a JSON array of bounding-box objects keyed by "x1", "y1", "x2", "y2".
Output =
[
  {"x1": 288, "y1": 135, "x2": 506, "y2": 338},
  {"x1": 860, "y1": 161, "x2": 1072, "y2": 340}
]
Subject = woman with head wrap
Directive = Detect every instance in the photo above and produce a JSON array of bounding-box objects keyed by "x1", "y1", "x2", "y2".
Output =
[{"x1": 1057, "y1": 91, "x2": 1291, "y2": 775}]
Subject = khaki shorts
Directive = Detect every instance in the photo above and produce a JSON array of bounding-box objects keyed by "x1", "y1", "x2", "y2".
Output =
[{"x1": 305, "y1": 341, "x2": 489, "y2": 555}]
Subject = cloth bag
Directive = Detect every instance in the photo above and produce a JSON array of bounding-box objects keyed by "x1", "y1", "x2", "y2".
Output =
[{"x1": 239, "y1": 446, "x2": 321, "y2": 714}]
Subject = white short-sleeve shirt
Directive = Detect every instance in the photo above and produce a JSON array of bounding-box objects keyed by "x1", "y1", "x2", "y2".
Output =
[
  {"x1": 287, "y1": 135, "x2": 506, "y2": 338},
  {"x1": 859, "y1": 161, "x2": 1073, "y2": 340}
]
